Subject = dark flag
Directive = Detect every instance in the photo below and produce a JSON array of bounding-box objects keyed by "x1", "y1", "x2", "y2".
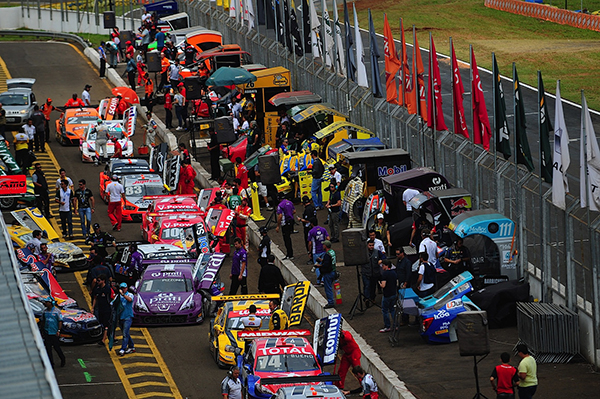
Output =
[
  {"x1": 514, "y1": 64, "x2": 534, "y2": 172},
  {"x1": 538, "y1": 71, "x2": 553, "y2": 183},
  {"x1": 368, "y1": 9, "x2": 383, "y2": 98},
  {"x1": 493, "y1": 54, "x2": 511, "y2": 160},
  {"x1": 302, "y1": 0, "x2": 311, "y2": 53},
  {"x1": 290, "y1": 0, "x2": 304, "y2": 56},
  {"x1": 257, "y1": 0, "x2": 266, "y2": 25},
  {"x1": 266, "y1": 0, "x2": 275, "y2": 29},
  {"x1": 344, "y1": 0, "x2": 356, "y2": 82},
  {"x1": 275, "y1": 0, "x2": 285, "y2": 46},
  {"x1": 284, "y1": 0, "x2": 292, "y2": 50}
]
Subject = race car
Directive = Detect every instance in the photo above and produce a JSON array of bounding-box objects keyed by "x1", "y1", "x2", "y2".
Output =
[
  {"x1": 419, "y1": 271, "x2": 480, "y2": 344},
  {"x1": 209, "y1": 298, "x2": 273, "y2": 368},
  {"x1": 141, "y1": 195, "x2": 203, "y2": 238},
  {"x1": 120, "y1": 173, "x2": 167, "y2": 221},
  {"x1": 9, "y1": 224, "x2": 87, "y2": 272},
  {"x1": 99, "y1": 158, "x2": 152, "y2": 202},
  {"x1": 146, "y1": 213, "x2": 207, "y2": 249},
  {"x1": 80, "y1": 121, "x2": 134, "y2": 163},
  {"x1": 132, "y1": 254, "x2": 226, "y2": 326},
  {"x1": 55, "y1": 107, "x2": 99, "y2": 145},
  {"x1": 272, "y1": 385, "x2": 347, "y2": 399}
]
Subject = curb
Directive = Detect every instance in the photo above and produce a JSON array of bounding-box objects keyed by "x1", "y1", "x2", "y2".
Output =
[{"x1": 81, "y1": 46, "x2": 416, "y2": 399}]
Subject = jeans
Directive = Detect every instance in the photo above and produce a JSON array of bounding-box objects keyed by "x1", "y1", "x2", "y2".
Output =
[
  {"x1": 381, "y1": 295, "x2": 397, "y2": 329},
  {"x1": 329, "y1": 211, "x2": 340, "y2": 241},
  {"x1": 78, "y1": 207, "x2": 92, "y2": 236},
  {"x1": 59, "y1": 210, "x2": 73, "y2": 236},
  {"x1": 119, "y1": 317, "x2": 134, "y2": 351},
  {"x1": 362, "y1": 274, "x2": 376, "y2": 301},
  {"x1": 282, "y1": 224, "x2": 293, "y2": 258},
  {"x1": 44, "y1": 334, "x2": 65, "y2": 366},
  {"x1": 322, "y1": 271, "x2": 336, "y2": 306},
  {"x1": 100, "y1": 58, "x2": 106, "y2": 77},
  {"x1": 175, "y1": 105, "x2": 184, "y2": 127},
  {"x1": 518, "y1": 386, "x2": 537, "y2": 399},
  {"x1": 311, "y1": 178, "x2": 323, "y2": 208},
  {"x1": 313, "y1": 251, "x2": 326, "y2": 281}
]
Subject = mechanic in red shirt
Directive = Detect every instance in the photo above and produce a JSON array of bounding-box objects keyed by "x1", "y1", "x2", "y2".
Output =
[
  {"x1": 125, "y1": 41, "x2": 134, "y2": 60},
  {"x1": 64, "y1": 94, "x2": 86, "y2": 108},
  {"x1": 116, "y1": 95, "x2": 129, "y2": 119},
  {"x1": 234, "y1": 157, "x2": 248, "y2": 190},
  {"x1": 111, "y1": 137, "x2": 122, "y2": 158},
  {"x1": 335, "y1": 330, "x2": 362, "y2": 390},
  {"x1": 234, "y1": 197, "x2": 252, "y2": 250},
  {"x1": 490, "y1": 352, "x2": 519, "y2": 399},
  {"x1": 177, "y1": 158, "x2": 196, "y2": 195}
]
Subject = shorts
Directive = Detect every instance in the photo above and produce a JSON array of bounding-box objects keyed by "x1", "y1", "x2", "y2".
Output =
[{"x1": 257, "y1": 182, "x2": 267, "y2": 197}]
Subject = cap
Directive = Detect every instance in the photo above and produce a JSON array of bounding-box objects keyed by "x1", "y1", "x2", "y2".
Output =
[
  {"x1": 250, "y1": 120, "x2": 257, "y2": 127},
  {"x1": 119, "y1": 282, "x2": 128, "y2": 288},
  {"x1": 47, "y1": 98, "x2": 52, "y2": 103},
  {"x1": 85, "y1": 84, "x2": 92, "y2": 89},
  {"x1": 302, "y1": 195, "x2": 310, "y2": 204},
  {"x1": 126, "y1": 40, "x2": 131, "y2": 44},
  {"x1": 259, "y1": 226, "x2": 268, "y2": 234},
  {"x1": 97, "y1": 118, "x2": 103, "y2": 123},
  {"x1": 328, "y1": 165, "x2": 335, "y2": 170},
  {"x1": 178, "y1": 82, "x2": 184, "y2": 87},
  {"x1": 93, "y1": 223, "x2": 100, "y2": 229},
  {"x1": 112, "y1": 174, "x2": 119, "y2": 181},
  {"x1": 377, "y1": 213, "x2": 384, "y2": 219},
  {"x1": 323, "y1": 240, "x2": 332, "y2": 248}
]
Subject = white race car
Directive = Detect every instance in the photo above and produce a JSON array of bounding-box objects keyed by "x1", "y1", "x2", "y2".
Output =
[{"x1": 79, "y1": 121, "x2": 134, "y2": 163}]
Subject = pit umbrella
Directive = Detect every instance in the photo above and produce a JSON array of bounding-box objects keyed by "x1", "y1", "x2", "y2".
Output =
[
  {"x1": 111, "y1": 86, "x2": 139, "y2": 104},
  {"x1": 205, "y1": 67, "x2": 258, "y2": 87}
]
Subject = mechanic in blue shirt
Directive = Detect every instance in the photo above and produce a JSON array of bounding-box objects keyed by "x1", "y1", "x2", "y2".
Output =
[
  {"x1": 40, "y1": 297, "x2": 65, "y2": 367},
  {"x1": 117, "y1": 282, "x2": 135, "y2": 356},
  {"x1": 229, "y1": 237, "x2": 248, "y2": 295}
]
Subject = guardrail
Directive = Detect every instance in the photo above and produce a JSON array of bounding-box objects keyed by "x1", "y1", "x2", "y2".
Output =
[{"x1": 0, "y1": 29, "x2": 89, "y2": 49}]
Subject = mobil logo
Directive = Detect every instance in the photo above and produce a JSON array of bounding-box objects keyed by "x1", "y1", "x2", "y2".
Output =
[{"x1": 377, "y1": 164, "x2": 408, "y2": 177}]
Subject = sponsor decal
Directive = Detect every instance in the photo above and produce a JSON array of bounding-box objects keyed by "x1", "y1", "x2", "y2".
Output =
[
  {"x1": 435, "y1": 329, "x2": 449, "y2": 335},
  {"x1": 157, "y1": 304, "x2": 171, "y2": 312},
  {"x1": 149, "y1": 292, "x2": 182, "y2": 304},
  {"x1": 450, "y1": 198, "x2": 469, "y2": 210},
  {"x1": 107, "y1": 97, "x2": 119, "y2": 117},
  {"x1": 313, "y1": 313, "x2": 343, "y2": 365},
  {"x1": 446, "y1": 299, "x2": 462, "y2": 310},
  {"x1": 199, "y1": 253, "x2": 226, "y2": 289},
  {"x1": 229, "y1": 308, "x2": 271, "y2": 318},
  {"x1": 434, "y1": 310, "x2": 450, "y2": 320},
  {"x1": 237, "y1": 329, "x2": 311, "y2": 339},
  {"x1": 151, "y1": 271, "x2": 183, "y2": 278},
  {"x1": 69, "y1": 313, "x2": 95, "y2": 322},
  {"x1": 288, "y1": 281, "x2": 310, "y2": 326},
  {"x1": 257, "y1": 346, "x2": 312, "y2": 356},
  {"x1": 212, "y1": 293, "x2": 280, "y2": 302},
  {"x1": 272, "y1": 74, "x2": 289, "y2": 86},
  {"x1": 376, "y1": 165, "x2": 408, "y2": 177},
  {"x1": 0, "y1": 175, "x2": 27, "y2": 195}
]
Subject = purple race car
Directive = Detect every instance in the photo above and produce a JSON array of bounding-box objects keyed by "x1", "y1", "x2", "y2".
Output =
[{"x1": 132, "y1": 254, "x2": 226, "y2": 326}]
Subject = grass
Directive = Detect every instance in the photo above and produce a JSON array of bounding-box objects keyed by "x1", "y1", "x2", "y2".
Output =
[
  {"x1": 354, "y1": 0, "x2": 600, "y2": 108},
  {"x1": 0, "y1": 28, "x2": 110, "y2": 49}
]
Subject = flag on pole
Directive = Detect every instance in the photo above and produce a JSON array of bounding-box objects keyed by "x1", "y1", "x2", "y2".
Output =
[
  {"x1": 451, "y1": 42, "x2": 469, "y2": 138},
  {"x1": 344, "y1": 0, "x2": 356, "y2": 82},
  {"x1": 400, "y1": 19, "x2": 411, "y2": 108},
  {"x1": 552, "y1": 81, "x2": 570, "y2": 210},
  {"x1": 332, "y1": 0, "x2": 345, "y2": 76},
  {"x1": 493, "y1": 54, "x2": 511, "y2": 160},
  {"x1": 353, "y1": 4, "x2": 368, "y2": 88},
  {"x1": 322, "y1": 0, "x2": 334, "y2": 67},
  {"x1": 470, "y1": 47, "x2": 491, "y2": 150},
  {"x1": 244, "y1": 0, "x2": 255, "y2": 32},
  {"x1": 229, "y1": 0, "x2": 237, "y2": 18},
  {"x1": 266, "y1": 0, "x2": 275, "y2": 29},
  {"x1": 513, "y1": 65, "x2": 534, "y2": 172},
  {"x1": 368, "y1": 10, "x2": 383, "y2": 98},
  {"x1": 407, "y1": 30, "x2": 426, "y2": 121},
  {"x1": 383, "y1": 14, "x2": 401, "y2": 104},
  {"x1": 302, "y1": 0, "x2": 311, "y2": 52},
  {"x1": 290, "y1": 0, "x2": 304, "y2": 56},
  {"x1": 580, "y1": 92, "x2": 600, "y2": 210},
  {"x1": 276, "y1": 0, "x2": 285, "y2": 46},
  {"x1": 283, "y1": 0, "x2": 292, "y2": 50},
  {"x1": 426, "y1": 35, "x2": 447, "y2": 130},
  {"x1": 309, "y1": 0, "x2": 321, "y2": 60},
  {"x1": 538, "y1": 71, "x2": 553, "y2": 183}
]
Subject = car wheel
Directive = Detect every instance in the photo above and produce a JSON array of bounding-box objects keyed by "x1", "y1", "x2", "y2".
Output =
[{"x1": 0, "y1": 197, "x2": 17, "y2": 211}]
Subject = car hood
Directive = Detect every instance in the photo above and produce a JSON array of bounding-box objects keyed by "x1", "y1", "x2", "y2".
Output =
[
  {"x1": 60, "y1": 307, "x2": 98, "y2": 324},
  {"x1": 138, "y1": 291, "x2": 194, "y2": 312},
  {"x1": 47, "y1": 241, "x2": 83, "y2": 256},
  {"x1": 256, "y1": 370, "x2": 322, "y2": 392},
  {"x1": 3, "y1": 105, "x2": 29, "y2": 112},
  {"x1": 127, "y1": 195, "x2": 154, "y2": 209}
]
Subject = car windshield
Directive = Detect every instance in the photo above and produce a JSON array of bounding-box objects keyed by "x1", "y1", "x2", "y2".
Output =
[
  {"x1": 125, "y1": 183, "x2": 165, "y2": 197},
  {"x1": 67, "y1": 116, "x2": 98, "y2": 124},
  {"x1": 21, "y1": 274, "x2": 50, "y2": 298},
  {"x1": 88, "y1": 129, "x2": 125, "y2": 141},
  {"x1": 226, "y1": 315, "x2": 270, "y2": 330},
  {"x1": 144, "y1": 251, "x2": 191, "y2": 260},
  {"x1": 139, "y1": 277, "x2": 192, "y2": 293},
  {"x1": 432, "y1": 273, "x2": 469, "y2": 299},
  {"x1": 0, "y1": 94, "x2": 28, "y2": 106},
  {"x1": 255, "y1": 354, "x2": 319, "y2": 373},
  {"x1": 113, "y1": 165, "x2": 150, "y2": 175}
]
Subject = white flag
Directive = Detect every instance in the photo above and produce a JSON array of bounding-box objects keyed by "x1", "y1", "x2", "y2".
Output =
[
  {"x1": 353, "y1": 4, "x2": 368, "y2": 88},
  {"x1": 332, "y1": 0, "x2": 345, "y2": 76},
  {"x1": 309, "y1": 0, "x2": 321, "y2": 59},
  {"x1": 552, "y1": 81, "x2": 570, "y2": 210},
  {"x1": 244, "y1": 0, "x2": 255, "y2": 32},
  {"x1": 580, "y1": 93, "x2": 600, "y2": 211},
  {"x1": 322, "y1": 0, "x2": 334, "y2": 67},
  {"x1": 229, "y1": 0, "x2": 237, "y2": 18}
]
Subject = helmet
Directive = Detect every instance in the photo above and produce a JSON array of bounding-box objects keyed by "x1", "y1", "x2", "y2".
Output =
[{"x1": 97, "y1": 118, "x2": 103, "y2": 124}]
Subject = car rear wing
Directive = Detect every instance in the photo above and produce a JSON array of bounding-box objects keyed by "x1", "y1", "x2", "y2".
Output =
[
  {"x1": 211, "y1": 293, "x2": 280, "y2": 302},
  {"x1": 259, "y1": 375, "x2": 341, "y2": 385},
  {"x1": 142, "y1": 194, "x2": 197, "y2": 200},
  {"x1": 237, "y1": 329, "x2": 312, "y2": 340}
]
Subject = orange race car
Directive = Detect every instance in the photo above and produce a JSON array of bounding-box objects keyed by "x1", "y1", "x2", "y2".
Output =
[
  {"x1": 55, "y1": 107, "x2": 99, "y2": 145},
  {"x1": 141, "y1": 195, "x2": 204, "y2": 240}
]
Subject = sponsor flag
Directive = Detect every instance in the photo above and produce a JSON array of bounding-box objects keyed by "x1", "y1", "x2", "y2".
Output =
[
  {"x1": 470, "y1": 47, "x2": 491, "y2": 150},
  {"x1": 257, "y1": 0, "x2": 266, "y2": 25},
  {"x1": 451, "y1": 42, "x2": 469, "y2": 138},
  {"x1": 332, "y1": 0, "x2": 345, "y2": 76},
  {"x1": 580, "y1": 92, "x2": 600, "y2": 210},
  {"x1": 552, "y1": 80, "x2": 570, "y2": 210},
  {"x1": 283, "y1": 0, "x2": 292, "y2": 50},
  {"x1": 493, "y1": 54, "x2": 511, "y2": 160},
  {"x1": 427, "y1": 35, "x2": 447, "y2": 130},
  {"x1": 309, "y1": 0, "x2": 321, "y2": 59},
  {"x1": 407, "y1": 29, "x2": 427, "y2": 121},
  {"x1": 353, "y1": 4, "x2": 369, "y2": 88},
  {"x1": 383, "y1": 14, "x2": 401, "y2": 104},
  {"x1": 538, "y1": 71, "x2": 553, "y2": 183},
  {"x1": 290, "y1": 0, "x2": 304, "y2": 56},
  {"x1": 244, "y1": 0, "x2": 255, "y2": 32},
  {"x1": 513, "y1": 65, "x2": 534, "y2": 172},
  {"x1": 400, "y1": 18, "x2": 411, "y2": 107},
  {"x1": 229, "y1": 0, "x2": 237, "y2": 18},
  {"x1": 344, "y1": 0, "x2": 356, "y2": 82},
  {"x1": 322, "y1": 0, "x2": 334, "y2": 67},
  {"x1": 266, "y1": 0, "x2": 275, "y2": 29},
  {"x1": 275, "y1": 0, "x2": 285, "y2": 46},
  {"x1": 368, "y1": 10, "x2": 383, "y2": 98},
  {"x1": 302, "y1": 0, "x2": 311, "y2": 53}
]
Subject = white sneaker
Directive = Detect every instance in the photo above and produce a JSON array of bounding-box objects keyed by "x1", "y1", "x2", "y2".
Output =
[
  {"x1": 176, "y1": 126, "x2": 183, "y2": 131},
  {"x1": 117, "y1": 349, "x2": 125, "y2": 356}
]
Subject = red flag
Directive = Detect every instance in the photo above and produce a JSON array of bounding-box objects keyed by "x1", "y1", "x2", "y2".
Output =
[
  {"x1": 400, "y1": 19, "x2": 411, "y2": 107},
  {"x1": 470, "y1": 47, "x2": 491, "y2": 150},
  {"x1": 407, "y1": 31, "x2": 427, "y2": 121},
  {"x1": 383, "y1": 15, "x2": 401, "y2": 105},
  {"x1": 451, "y1": 42, "x2": 469, "y2": 139},
  {"x1": 427, "y1": 35, "x2": 447, "y2": 130}
]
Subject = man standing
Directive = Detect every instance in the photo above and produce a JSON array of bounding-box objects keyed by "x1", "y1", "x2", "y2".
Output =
[
  {"x1": 416, "y1": 252, "x2": 436, "y2": 298},
  {"x1": 38, "y1": 243, "x2": 55, "y2": 274},
  {"x1": 144, "y1": 111, "x2": 158, "y2": 147},
  {"x1": 22, "y1": 118, "x2": 36, "y2": 151},
  {"x1": 402, "y1": 187, "x2": 420, "y2": 211},
  {"x1": 310, "y1": 150, "x2": 324, "y2": 209},
  {"x1": 378, "y1": 259, "x2": 397, "y2": 333},
  {"x1": 419, "y1": 229, "x2": 438, "y2": 267},
  {"x1": 229, "y1": 237, "x2": 248, "y2": 295},
  {"x1": 258, "y1": 254, "x2": 285, "y2": 295},
  {"x1": 82, "y1": 85, "x2": 92, "y2": 106},
  {"x1": 315, "y1": 241, "x2": 336, "y2": 309},
  {"x1": 362, "y1": 240, "x2": 385, "y2": 304},
  {"x1": 395, "y1": 248, "x2": 412, "y2": 326},
  {"x1": 241, "y1": 305, "x2": 262, "y2": 329},
  {"x1": 73, "y1": 179, "x2": 95, "y2": 237},
  {"x1": 335, "y1": 330, "x2": 361, "y2": 389},
  {"x1": 55, "y1": 179, "x2": 74, "y2": 239},
  {"x1": 268, "y1": 298, "x2": 288, "y2": 330},
  {"x1": 64, "y1": 94, "x2": 85, "y2": 108},
  {"x1": 329, "y1": 164, "x2": 342, "y2": 185},
  {"x1": 177, "y1": 158, "x2": 196, "y2": 195},
  {"x1": 325, "y1": 183, "x2": 342, "y2": 243},
  {"x1": 40, "y1": 99, "x2": 57, "y2": 143},
  {"x1": 32, "y1": 163, "x2": 51, "y2": 218},
  {"x1": 40, "y1": 298, "x2": 65, "y2": 368},
  {"x1": 99, "y1": 42, "x2": 107, "y2": 79},
  {"x1": 125, "y1": 54, "x2": 137, "y2": 90},
  {"x1": 116, "y1": 282, "x2": 135, "y2": 356},
  {"x1": 298, "y1": 196, "x2": 317, "y2": 259},
  {"x1": 86, "y1": 223, "x2": 116, "y2": 259},
  {"x1": 234, "y1": 197, "x2": 252, "y2": 250},
  {"x1": 276, "y1": 195, "x2": 296, "y2": 260},
  {"x1": 14, "y1": 131, "x2": 30, "y2": 170},
  {"x1": 490, "y1": 352, "x2": 519, "y2": 399},
  {"x1": 517, "y1": 344, "x2": 538, "y2": 399},
  {"x1": 159, "y1": 53, "x2": 170, "y2": 93},
  {"x1": 257, "y1": 227, "x2": 271, "y2": 267},
  {"x1": 221, "y1": 366, "x2": 242, "y2": 399},
  {"x1": 105, "y1": 175, "x2": 125, "y2": 231},
  {"x1": 94, "y1": 119, "x2": 109, "y2": 165},
  {"x1": 55, "y1": 168, "x2": 74, "y2": 190},
  {"x1": 31, "y1": 105, "x2": 46, "y2": 152},
  {"x1": 442, "y1": 237, "x2": 472, "y2": 277},
  {"x1": 92, "y1": 274, "x2": 112, "y2": 346},
  {"x1": 308, "y1": 219, "x2": 329, "y2": 285},
  {"x1": 368, "y1": 230, "x2": 386, "y2": 255},
  {"x1": 208, "y1": 131, "x2": 221, "y2": 180}
]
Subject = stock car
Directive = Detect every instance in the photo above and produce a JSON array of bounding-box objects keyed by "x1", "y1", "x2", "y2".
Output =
[
  {"x1": 55, "y1": 107, "x2": 99, "y2": 145},
  {"x1": 272, "y1": 386, "x2": 347, "y2": 399},
  {"x1": 21, "y1": 271, "x2": 103, "y2": 344},
  {"x1": 141, "y1": 195, "x2": 202, "y2": 237},
  {"x1": 418, "y1": 271, "x2": 480, "y2": 344},
  {"x1": 99, "y1": 158, "x2": 152, "y2": 202},
  {"x1": 209, "y1": 299, "x2": 272, "y2": 368},
  {"x1": 241, "y1": 336, "x2": 325, "y2": 399},
  {"x1": 146, "y1": 213, "x2": 207, "y2": 249},
  {"x1": 80, "y1": 121, "x2": 134, "y2": 163},
  {"x1": 120, "y1": 173, "x2": 167, "y2": 221}
]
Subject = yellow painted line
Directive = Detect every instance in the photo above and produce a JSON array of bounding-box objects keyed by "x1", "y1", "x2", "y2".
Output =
[
  {"x1": 127, "y1": 372, "x2": 167, "y2": 379},
  {"x1": 136, "y1": 393, "x2": 175, "y2": 399},
  {"x1": 140, "y1": 328, "x2": 182, "y2": 399},
  {"x1": 121, "y1": 362, "x2": 162, "y2": 369},
  {"x1": 130, "y1": 381, "x2": 170, "y2": 389},
  {"x1": 121, "y1": 353, "x2": 156, "y2": 358}
]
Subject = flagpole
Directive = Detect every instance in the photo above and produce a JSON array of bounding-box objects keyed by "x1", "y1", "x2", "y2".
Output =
[
  {"x1": 492, "y1": 52, "x2": 498, "y2": 210},
  {"x1": 430, "y1": 31, "x2": 436, "y2": 170},
  {"x1": 537, "y1": 70, "x2": 547, "y2": 301},
  {"x1": 513, "y1": 61, "x2": 521, "y2": 277},
  {"x1": 400, "y1": 18, "x2": 405, "y2": 108},
  {"x1": 414, "y1": 25, "x2": 423, "y2": 166}
]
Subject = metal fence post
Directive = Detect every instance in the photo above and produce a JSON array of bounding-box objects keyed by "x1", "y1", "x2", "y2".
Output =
[{"x1": 565, "y1": 201, "x2": 578, "y2": 310}]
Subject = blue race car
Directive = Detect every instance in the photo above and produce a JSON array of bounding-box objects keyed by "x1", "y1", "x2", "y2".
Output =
[{"x1": 418, "y1": 271, "x2": 480, "y2": 344}]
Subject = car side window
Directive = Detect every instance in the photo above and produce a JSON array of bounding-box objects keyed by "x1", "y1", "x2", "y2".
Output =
[{"x1": 31, "y1": 93, "x2": 36, "y2": 104}]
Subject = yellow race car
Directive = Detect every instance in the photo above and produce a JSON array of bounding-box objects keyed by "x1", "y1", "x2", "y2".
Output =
[{"x1": 209, "y1": 298, "x2": 272, "y2": 368}]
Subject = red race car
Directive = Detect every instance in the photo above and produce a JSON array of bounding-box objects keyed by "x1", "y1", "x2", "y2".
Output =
[
  {"x1": 120, "y1": 173, "x2": 166, "y2": 222},
  {"x1": 141, "y1": 195, "x2": 204, "y2": 240},
  {"x1": 99, "y1": 158, "x2": 152, "y2": 202},
  {"x1": 147, "y1": 214, "x2": 207, "y2": 249}
]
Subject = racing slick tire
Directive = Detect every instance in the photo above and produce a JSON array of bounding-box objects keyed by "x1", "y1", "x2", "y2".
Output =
[{"x1": 0, "y1": 197, "x2": 18, "y2": 211}]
